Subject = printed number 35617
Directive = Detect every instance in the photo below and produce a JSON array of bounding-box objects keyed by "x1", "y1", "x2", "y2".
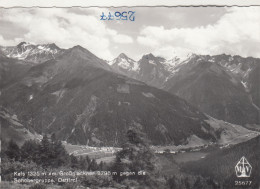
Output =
[{"x1": 100, "y1": 11, "x2": 135, "y2": 21}]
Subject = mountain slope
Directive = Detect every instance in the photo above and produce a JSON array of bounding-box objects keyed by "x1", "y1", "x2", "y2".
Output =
[
  {"x1": 163, "y1": 55, "x2": 260, "y2": 126},
  {"x1": 1, "y1": 46, "x2": 258, "y2": 146},
  {"x1": 0, "y1": 107, "x2": 42, "y2": 145},
  {"x1": 0, "y1": 46, "x2": 228, "y2": 146},
  {"x1": 137, "y1": 53, "x2": 171, "y2": 88},
  {"x1": 247, "y1": 64, "x2": 260, "y2": 109},
  {"x1": 213, "y1": 54, "x2": 260, "y2": 109},
  {"x1": 182, "y1": 136, "x2": 260, "y2": 189},
  {"x1": 109, "y1": 53, "x2": 259, "y2": 126},
  {"x1": 0, "y1": 55, "x2": 33, "y2": 89}
]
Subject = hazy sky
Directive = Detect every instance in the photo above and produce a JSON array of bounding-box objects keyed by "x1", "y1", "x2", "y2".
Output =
[{"x1": 0, "y1": 7, "x2": 259, "y2": 60}]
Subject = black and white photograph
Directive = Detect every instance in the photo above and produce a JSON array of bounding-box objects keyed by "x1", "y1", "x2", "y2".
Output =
[{"x1": 0, "y1": 1, "x2": 259, "y2": 189}]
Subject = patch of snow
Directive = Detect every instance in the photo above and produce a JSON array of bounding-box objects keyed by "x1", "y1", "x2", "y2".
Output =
[
  {"x1": 109, "y1": 54, "x2": 140, "y2": 73},
  {"x1": 21, "y1": 42, "x2": 32, "y2": 47},
  {"x1": 161, "y1": 55, "x2": 192, "y2": 76},
  {"x1": 201, "y1": 126, "x2": 208, "y2": 133},
  {"x1": 0, "y1": 111, "x2": 23, "y2": 127},
  {"x1": 208, "y1": 58, "x2": 215, "y2": 62},
  {"x1": 229, "y1": 56, "x2": 234, "y2": 61},
  {"x1": 142, "y1": 92, "x2": 155, "y2": 98},
  {"x1": 123, "y1": 102, "x2": 131, "y2": 105},
  {"x1": 249, "y1": 95, "x2": 260, "y2": 111},
  {"x1": 37, "y1": 46, "x2": 45, "y2": 50},
  {"x1": 244, "y1": 68, "x2": 252, "y2": 78},
  {"x1": 0, "y1": 43, "x2": 62, "y2": 63},
  {"x1": 241, "y1": 81, "x2": 249, "y2": 91},
  {"x1": 47, "y1": 117, "x2": 56, "y2": 128},
  {"x1": 107, "y1": 60, "x2": 115, "y2": 65},
  {"x1": 118, "y1": 59, "x2": 130, "y2": 69},
  {"x1": 29, "y1": 94, "x2": 33, "y2": 101},
  {"x1": 51, "y1": 89, "x2": 66, "y2": 102},
  {"x1": 71, "y1": 128, "x2": 75, "y2": 134},
  {"x1": 148, "y1": 60, "x2": 156, "y2": 65},
  {"x1": 132, "y1": 61, "x2": 140, "y2": 71}
]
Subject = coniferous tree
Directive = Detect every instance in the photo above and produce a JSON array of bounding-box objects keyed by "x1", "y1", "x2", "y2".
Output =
[
  {"x1": 193, "y1": 177, "x2": 203, "y2": 189},
  {"x1": 79, "y1": 156, "x2": 89, "y2": 170},
  {"x1": 111, "y1": 126, "x2": 159, "y2": 188},
  {"x1": 99, "y1": 161, "x2": 104, "y2": 170},
  {"x1": 89, "y1": 159, "x2": 99, "y2": 171},
  {"x1": 52, "y1": 140, "x2": 68, "y2": 167},
  {"x1": 20, "y1": 140, "x2": 39, "y2": 162},
  {"x1": 167, "y1": 176, "x2": 177, "y2": 189},
  {"x1": 51, "y1": 133, "x2": 57, "y2": 143},
  {"x1": 39, "y1": 134, "x2": 51, "y2": 167},
  {"x1": 184, "y1": 177, "x2": 191, "y2": 189},
  {"x1": 85, "y1": 156, "x2": 91, "y2": 166},
  {"x1": 1, "y1": 138, "x2": 8, "y2": 155},
  {"x1": 70, "y1": 155, "x2": 79, "y2": 169},
  {"x1": 5, "y1": 140, "x2": 20, "y2": 161}
]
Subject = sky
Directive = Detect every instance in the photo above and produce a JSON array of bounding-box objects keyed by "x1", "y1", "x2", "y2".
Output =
[{"x1": 0, "y1": 7, "x2": 260, "y2": 60}]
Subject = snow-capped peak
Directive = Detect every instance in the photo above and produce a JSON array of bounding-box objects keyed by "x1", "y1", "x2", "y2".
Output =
[
  {"x1": 108, "y1": 52, "x2": 195, "y2": 75},
  {"x1": 109, "y1": 53, "x2": 139, "y2": 72},
  {"x1": 157, "y1": 53, "x2": 195, "y2": 74},
  {"x1": 0, "y1": 42, "x2": 64, "y2": 63}
]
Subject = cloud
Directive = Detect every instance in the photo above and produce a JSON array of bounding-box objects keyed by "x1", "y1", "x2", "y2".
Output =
[
  {"x1": 113, "y1": 34, "x2": 133, "y2": 44},
  {"x1": 0, "y1": 8, "x2": 133, "y2": 60},
  {"x1": 137, "y1": 7, "x2": 260, "y2": 58},
  {"x1": 1, "y1": 7, "x2": 259, "y2": 60}
]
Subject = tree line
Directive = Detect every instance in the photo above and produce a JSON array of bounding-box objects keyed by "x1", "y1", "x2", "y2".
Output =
[
  {"x1": 1, "y1": 128, "x2": 235, "y2": 189},
  {"x1": 1, "y1": 134, "x2": 104, "y2": 181}
]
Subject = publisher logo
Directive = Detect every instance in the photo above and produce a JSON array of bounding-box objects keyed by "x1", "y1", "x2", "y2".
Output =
[{"x1": 235, "y1": 156, "x2": 252, "y2": 178}]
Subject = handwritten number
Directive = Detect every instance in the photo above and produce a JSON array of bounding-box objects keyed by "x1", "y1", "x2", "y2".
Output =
[
  {"x1": 121, "y1": 11, "x2": 127, "y2": 20},
  {"x1": 100, "y1": 12, "x2": 107, "y2": 20},
  {"x1": 108, "y1": 12, "x2": 114, "y2": 20},
  {"x1": 101, "y1": 11, "x2": 135, "y2": 21},
  {"x1": 115, "y1": 12, "x2": 121, "y2": 20},
  {"x1": 128, "y1": 11, "x2": 135, "y2": 21}
]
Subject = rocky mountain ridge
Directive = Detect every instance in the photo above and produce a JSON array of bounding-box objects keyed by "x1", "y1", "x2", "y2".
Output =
[
  {"x1": 0, "y1": 42, "x2": 65, "y2": 64},
  {"x1": 109, "y1": 53, "x2": 260, "y2": 126}
]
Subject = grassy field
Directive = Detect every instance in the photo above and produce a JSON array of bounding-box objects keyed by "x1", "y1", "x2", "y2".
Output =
[
  {"x1": 63, "y1": 141, "x2": 213, "y2": 167},
  {"x1": 155, "y1": 151, "x2": 209, "y2": 177},
  {"x1": 63, "y1": 142, "x2": 120, "y2": 159},
  {"x1": 172, "y1": 151, "x2": 208, "y2": 163}
]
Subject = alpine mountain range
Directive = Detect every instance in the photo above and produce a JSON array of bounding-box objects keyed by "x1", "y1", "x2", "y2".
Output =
[{"x1": 0, "y1": 42, "x2": 259, "y2": 146}]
